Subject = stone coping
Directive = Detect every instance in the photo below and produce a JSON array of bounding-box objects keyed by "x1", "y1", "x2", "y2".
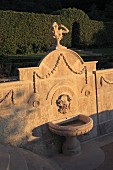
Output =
[
  {"x1": 93, "y1": 68, "x2": 113, "y2": 74},
  {"x1": 18, "y1": 67, "x2": 39, "y2": 71},
  {"x1": 85, "y1": 61, "x2": 98, "y2": 64},
  {"x1": 0, "y1": 80, "x2": 31, "y2": 88}
]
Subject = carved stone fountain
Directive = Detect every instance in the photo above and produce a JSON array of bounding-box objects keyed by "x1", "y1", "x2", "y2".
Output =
[
  {"x1": 49, "y1": 115, "x2": 93, "y2": 155},
  {"x1": 12, "y1": 22, "x2": 95, "y2": 156},
  {"x1": 45, "y1": 22, "x2": 94, "y2": 155}
]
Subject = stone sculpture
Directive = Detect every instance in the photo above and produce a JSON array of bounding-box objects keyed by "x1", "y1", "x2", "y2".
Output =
[
  {"x1": 52, "y1": 22, "x2": 69, "y2": 49},
  {"x1": 56, "y1": 94, "x2": 71, "y2": 114}
]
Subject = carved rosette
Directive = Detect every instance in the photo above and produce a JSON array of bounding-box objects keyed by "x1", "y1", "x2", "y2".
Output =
[
  {"x1": 28, "y1": 94, "x2": 40, "y2": 109},
  {"x1": 56, "y1": 94, "x2": 71, "y2": 114}
]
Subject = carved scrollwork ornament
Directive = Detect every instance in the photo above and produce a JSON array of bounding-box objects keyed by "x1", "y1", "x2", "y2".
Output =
[
  {"x1": 0, "y1": 89, "x2": 15, "y2": 105},
  {"x1": 85, "y1": 90, "x2": 90, "y2": 97},
  {"x1": 33, "y1": 100, "x2": 40, "y2": 108},
  {"x1": 100, "y1": 76, "x2": 113, "y2": 86},
  {"x1": 28, "y1": 93, "x2": 40, "y2": 108}
]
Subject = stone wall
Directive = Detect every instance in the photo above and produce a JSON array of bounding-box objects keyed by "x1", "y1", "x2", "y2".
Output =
[
  {"x1": 0, "y1": 48, "x2": 113, "y2": 156},
  {"x1": 95, "y1": 69, "x2": 113, "y2": 136}
]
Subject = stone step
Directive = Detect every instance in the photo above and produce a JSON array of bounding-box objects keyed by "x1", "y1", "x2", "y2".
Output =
[
  {"x1": 0, "y1": 143, "x2": 62, "y2": 170},
  {"x1": 0, "y1": 152, "x2": 10, "y2": 170},
  {"x1": 19, "y1": 148, "x2": 62, "y2": 170},
  {"x1": 0, "y1": 143, "x2": 9, "y2": 152},
  {"x1": 8, "y1": 148, "x2": 28, "y2": 170},
  {"x1": 0, "y1": 143, "x2": 10, "y2": 170}
]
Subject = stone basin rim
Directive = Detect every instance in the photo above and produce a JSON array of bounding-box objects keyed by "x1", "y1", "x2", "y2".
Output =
[{"x1": 48, "y1": 114, "x2": 93, "y2": 132}]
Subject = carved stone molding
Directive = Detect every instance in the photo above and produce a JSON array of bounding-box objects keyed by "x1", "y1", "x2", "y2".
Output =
[
  {"x1": 33, "y1": 54, "x2": 86, "y2": 80},
  {"x1": 33, "y1": 54, "x2": 88, "y2": 93},
  {"x1": 81, "y1": 86, "x2": 90, "y2": 97},
  {"x1": 100, "y1": 76, "x2": 113, "y2": 86},
  {"x1": 0, "y1": 89, "x2": 14, "y2": 105},
  {"x1": 46, "y1": 81, "x2": 75, "y2": 106},
  {"x1": 28, "y1": 94, "x2": 40, "y2": 108}
]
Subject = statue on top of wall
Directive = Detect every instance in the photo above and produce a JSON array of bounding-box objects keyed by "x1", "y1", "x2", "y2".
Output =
[{"x1": 52, "y1": 22, "x2": 69, "y2": 49}]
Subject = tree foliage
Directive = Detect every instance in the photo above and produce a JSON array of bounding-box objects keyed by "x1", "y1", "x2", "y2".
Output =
[
  {"x1": 105, "y1": 1, "x2": 113, "y2": 19},
  {"x1": 0, "y1": 8, "x2": 113, "y2": 55}
]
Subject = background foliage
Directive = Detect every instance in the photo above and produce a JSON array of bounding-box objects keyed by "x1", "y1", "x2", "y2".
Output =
[{"x1": 0, "y1": 8, "x2": 113, "y2": 55}]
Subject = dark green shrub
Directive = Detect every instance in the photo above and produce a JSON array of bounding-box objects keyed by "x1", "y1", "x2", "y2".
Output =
[
  {"x1": 0, "y1": 10, "x2": 60, "y2": 55},
  {"x1": 0, "y1": 8, "x2": 113, "y2": 55},
  {"x1": 57, "y1": 8, "x2": 113, "y2": 48},
  {"x1": 57, "y1": 8, "x2": 90, "y2": 47}
]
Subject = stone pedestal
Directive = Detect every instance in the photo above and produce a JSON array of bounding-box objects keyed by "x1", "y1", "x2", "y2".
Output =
[{"x1": 62, "y1": 136, "x2": 81, "y2": 156}]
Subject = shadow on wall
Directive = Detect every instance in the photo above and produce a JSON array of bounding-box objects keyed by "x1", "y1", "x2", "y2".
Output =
[
  {"x1": 0, "y1": 88, "x2": 63, "y2": 157},
  {"x1": 1, "y1": 89, "x2": 113, "y2": 156},
  {"x1": 0, "y1": 90, "x2": 36, "y2": 145},
  {"x1": 1, "y1": 91, "x2": 113, "y2": 156},
  {"x1": 23, "y1": 109, "x2": 113, "y2": 156},
  {"x1": 23, "y1": 123, "x2": 64, "y2": 156}
]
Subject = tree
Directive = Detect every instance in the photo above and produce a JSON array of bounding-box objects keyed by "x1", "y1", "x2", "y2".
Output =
[{"x1": 105, "y1": 1, "x2": 113, "y2": 19}]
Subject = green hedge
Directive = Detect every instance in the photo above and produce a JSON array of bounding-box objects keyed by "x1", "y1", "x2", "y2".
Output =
[
  {"x1": 57, "y1": 8, "x2": 90, "y2": 47},
  {"x1": 57, "y1": 8, "x2": 113, "y2": 48},
  {"x1": 0, "y1": 8, "x2": 113, "y2": 55},
  {"x1": 0, "y1": 10, "x2": 60, "y2": 55}
]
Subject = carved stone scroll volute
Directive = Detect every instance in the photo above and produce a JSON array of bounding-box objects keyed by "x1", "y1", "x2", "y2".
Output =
[{"x1": 56, "y1": 94, "x2": 71, "y2": 114}]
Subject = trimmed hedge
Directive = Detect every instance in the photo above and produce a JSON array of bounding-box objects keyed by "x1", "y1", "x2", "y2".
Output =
[
  {"x1": 56, "y1": 8, "x2": 90, "y2": 47},
  {"x1": 0, "y1": 10, "x2": 60, "y2": 55},
  {"x1": 0, "y1": 54, "x2": 45, "y2": 77},
  {"x1": 57, "y1": 8, "x2": 113, "y2": 48},
  {"x1": 0, "y1": 8, "x2": 113, "y2": 55}
]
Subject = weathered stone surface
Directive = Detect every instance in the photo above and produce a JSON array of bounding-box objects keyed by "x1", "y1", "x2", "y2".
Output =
[
  {"x1": 0, "y1": 143, "x2": 62, "y2": 170},
  {"x1": 0, "y1": 152, "x2": 10, "y2": 170},
  {"x1": 62, "y1": 136, "x2": 81, "y2": 156},
  {"x1": 48, "y1": 114, "x2": 93, "y2": 137},
  {"x1": 95, "y1": 69, "x2": 113, "y2": 130},
  {"x1": 0, "y1": 144, "x2": 10, "y2": 170},
  {"x1": 0, "y1": 48, "x2": 97, "y2": 150},
  {"x1": 78, "y1": 125, "x2": 97, "y2": 142},
  {"x1": 24, "y1": 138, "x2": 62, "y2": 157},
  {"x1": 21, "y1": 148, "x2": 62, "y2": 170},
  {"x1": 1, "y1": 37, "x2": 113, "y2": 156},
  {"x1": 98, "y1": 119, "x2": 113, "y2": 136},
  {"x1": 8, "y1": 148, "x2": 28, "y2": 170}
]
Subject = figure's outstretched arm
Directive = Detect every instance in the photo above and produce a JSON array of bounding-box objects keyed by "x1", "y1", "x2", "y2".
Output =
[{"x1": 60, "y1": 24, "x2": 69, "y2": 33}]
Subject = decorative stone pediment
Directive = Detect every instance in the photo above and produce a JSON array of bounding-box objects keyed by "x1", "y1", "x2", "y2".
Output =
[
  {"x1": 32, "y1": 48, "x2": 88, "y2": 119},
  {"x1": 35, "y1": 48, "x2": 85, "y2": 79}
]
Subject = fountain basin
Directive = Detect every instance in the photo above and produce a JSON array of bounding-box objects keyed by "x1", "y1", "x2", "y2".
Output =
[
  {"x1": 48, "y1": 114, "x2": 93, "y2": 155},
  {"x1": 48, "y1": 114, "x2": 93, "y2": 137}
]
